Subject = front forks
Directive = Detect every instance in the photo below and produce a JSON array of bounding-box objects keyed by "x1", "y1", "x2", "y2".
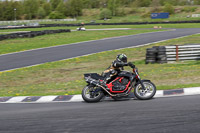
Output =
[{"x1": 137, "y1": 77, "x2": 146, "y2": 91}]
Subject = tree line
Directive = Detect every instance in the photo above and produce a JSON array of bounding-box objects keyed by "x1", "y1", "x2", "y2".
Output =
[{"x1": 0, "y1": 0, "x2": 200, "y2": 21}]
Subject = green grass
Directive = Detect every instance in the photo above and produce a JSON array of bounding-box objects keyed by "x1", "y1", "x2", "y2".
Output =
[
  {"x1": 0, "y1": 29, "x2": 164, "y2": 55},
  {"x1": 0, "y1": 33, "x2": 200, "y2": 97}
]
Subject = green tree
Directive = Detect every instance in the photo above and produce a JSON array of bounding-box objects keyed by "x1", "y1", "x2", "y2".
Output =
[
  {"x1": 37, "y1": 7, "x2": 46, "y2": 19},
  {"x1": 0, "y1": 1, "x2": 21, "y2": 20},
  {"x1": 68, "y1": 0, "x2": 83, "y2": 17},
  {"x1": 24, "y1": 0, "x2": 39, "y2": 19},
  {"x1": 38, "y1": 0, "x2": 46, "y2": 5},
  {"x1": 64, "y1": 1, "x2": 70, "y2": 17},
  {"x1": 43, "y1": 2, "x2": 52, "y2": 16},
  {"x1": 50, "y1": 0, "x2": 61, "y2": 10},
  {"x1": 90, "y1": 0, "x2": 101, "y2": 8},
  {"x1": 55, "y1": 0, "x2": 66, "y2": 15},
  {"x1": 194, "y1": 0, "x2": 200, "y2": 5},
  {"x1": 0, "y1": 2, "x2": 3, "y2": 20},
  {"x1": 3, "y1": 1, "x2": 14, "y2": 20},
  {"x1": 12, "y1": 1, "x2": 24, "y2": 20},
  {"x1": 82, "y1": 0, "x2": 92, "y2": 8},
  {"x1": 49, "y1": 11, "x2": 65, "y2": 19},
  {"x1": 107, "y1": 0, "x2": 121, "y2": 16}
]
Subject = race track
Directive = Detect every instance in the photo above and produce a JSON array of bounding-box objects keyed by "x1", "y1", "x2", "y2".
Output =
[
  {"x1": 0, "y1": 95, "x2": 200, "y2": 133},
  {"x1": 0, "y1": 28, "x2": 200, "y2": 71},
  {"x1": 1, "y1": 28, "x2": 200, "y2": 133}
]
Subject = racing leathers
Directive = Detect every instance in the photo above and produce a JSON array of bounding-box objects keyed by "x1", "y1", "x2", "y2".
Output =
[{"x1": 102, "y1": 60, "x2": 128, "y2": 83}]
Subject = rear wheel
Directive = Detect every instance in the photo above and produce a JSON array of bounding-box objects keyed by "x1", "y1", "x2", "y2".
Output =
[
  {"x1": 82, "y1": 85, "x2": 104, "y2": 103},
  {"x1": 134, "y1": 81, "x2": 156, "y2": 100}
]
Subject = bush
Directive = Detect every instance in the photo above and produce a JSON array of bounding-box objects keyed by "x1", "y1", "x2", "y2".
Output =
[
  {"x1": 49, "y1": 11, "x2": 65, "y2": 19},
  {"x1": 163, "y1": 3, "x2": 174, "y2": 14},
  {"x1": 99, "y1": 9, "x2": 112, "y2": 20},
  {"x1": 141, "y1": 12, "x2": 151, "y2": 18},
  {"x1": 130, "y1": 8, "x2": 138, "y2": 14},
  {"x1": 116, "y1": 8, "x2": 126, "y2": 16},
  {"x1": 151, "y1": 7, "x2": 163, "y2": 13},
  {"x1": 182, "y1": 7, "x2": 197, "y2": 12}
]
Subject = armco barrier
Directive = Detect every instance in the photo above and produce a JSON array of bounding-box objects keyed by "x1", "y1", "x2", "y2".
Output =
[
  {"x1": 0, "y1": 29, "x2": 71, "y2": 41},
  {"x1": 146, "y1": 44, "x2": 200, "y2": 64}
]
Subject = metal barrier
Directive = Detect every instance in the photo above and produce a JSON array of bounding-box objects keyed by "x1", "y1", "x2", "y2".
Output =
[
  {"x1": 146, "y1": 44, "x2": 200, "y2": 64},
  {"x1": 0, "y1": 19, "x2": 77, "y2": 25},
  {"x1": 165, "y1": 44, "x2": 200, "y2": 61}
]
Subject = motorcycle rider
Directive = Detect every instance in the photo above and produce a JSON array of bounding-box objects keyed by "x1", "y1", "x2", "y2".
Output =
[{"x1": 100, "y1": 54, "x2": 135, "y2": 87}]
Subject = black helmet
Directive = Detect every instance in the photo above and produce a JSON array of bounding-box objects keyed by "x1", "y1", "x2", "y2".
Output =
[{"x1": 117, "y1": 54, "x2": 127, "y2": 63}]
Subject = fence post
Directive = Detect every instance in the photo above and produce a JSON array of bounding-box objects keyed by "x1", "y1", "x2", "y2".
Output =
[{"x1": 176, "y1": 45, "x2": 179, "y2": 61}]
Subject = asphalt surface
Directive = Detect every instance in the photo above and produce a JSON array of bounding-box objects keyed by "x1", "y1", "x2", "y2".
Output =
[
  {"x1": 0, "y1": 28, "x2": 200, "y2": 71},
  {"x1": 0, "y1": 95, "x2": 200, "y2": 133}
]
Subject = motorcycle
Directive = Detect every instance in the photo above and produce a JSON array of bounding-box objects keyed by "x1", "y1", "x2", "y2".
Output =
[{"x1": 82, "y1": 63, "x2": 156, "y2": 103}]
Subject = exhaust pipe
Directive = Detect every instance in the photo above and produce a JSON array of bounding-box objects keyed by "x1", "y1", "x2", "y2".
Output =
[{"x1": 85, "y1": 77, "x2": 116, "y2": 97}]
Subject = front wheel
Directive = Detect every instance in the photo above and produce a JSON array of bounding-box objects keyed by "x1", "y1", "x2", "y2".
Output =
[
  {"x1": 134, "y1": 80, "x2": 156, "y2": 100},
  {"x1": 82, "y1": 85, "x2": 104, "y2": 103}
]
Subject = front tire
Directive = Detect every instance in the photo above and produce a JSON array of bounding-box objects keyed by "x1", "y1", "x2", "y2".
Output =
[
  {"x1": 82, "y1": 85, "x2": 104, "y2": 103},
  {"x1": 134, "y1": 81, "x2": 156, "y2": 100}
]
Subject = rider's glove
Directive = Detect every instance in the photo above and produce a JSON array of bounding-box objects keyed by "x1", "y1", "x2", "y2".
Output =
[{"x1": 128, "y1": 62, "x2": 135, "y2": 68}]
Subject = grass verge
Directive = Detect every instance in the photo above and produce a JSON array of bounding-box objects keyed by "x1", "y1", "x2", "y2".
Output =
[
  {"x1": 0, "y1": 34, "x2": 200, "y2": 97},
  {"x1": 0, "y1": 29, "x2": 165, "y2": 55}
]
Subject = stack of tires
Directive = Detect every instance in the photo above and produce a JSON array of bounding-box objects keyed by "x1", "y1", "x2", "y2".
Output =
[
  {"x1": 146, "y1": 46, "x2": 167, "y2": 64},
  {"x1": 146, "y1": 47, "x2": 157, "y2": 64},
  {"x1": 156, "y1": 46, "x2": 167, "y2": 64}
]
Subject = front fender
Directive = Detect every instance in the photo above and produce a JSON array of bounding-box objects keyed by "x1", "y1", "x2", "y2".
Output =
[{"x1": 141, "y1": 79, "x2": 151, "y2": 82}]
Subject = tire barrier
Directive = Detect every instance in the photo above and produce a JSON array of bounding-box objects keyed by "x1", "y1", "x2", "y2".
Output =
[
  {"x1": 146, "y1": 46, "x2": 171, "y2": 64},
  {"x1": 1, "y1": 20, "x2": 200, "y2": 30},
  {"x1": 0, "y1": 29, "x2": 71, "y2": 41},
  {"x1": 146, "y1": 44, "x2": 200, "y2": 64},
  {"x1": 146, "y1": 47, "x2": 158, "y2": 64}
]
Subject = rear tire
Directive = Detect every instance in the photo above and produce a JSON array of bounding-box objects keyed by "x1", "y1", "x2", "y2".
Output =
[
  {"x1": 82, "y1": 85, "x2": 104, "y2": 103},
  {"x1": 134, "y1": 81, "x2": 156, "y2": 100}
]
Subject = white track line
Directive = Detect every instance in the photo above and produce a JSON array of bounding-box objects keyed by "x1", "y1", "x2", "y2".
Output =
[
  {"x1": 36, "y1": 96, "x2": 57, "y2": 103},
  {"x1": 6, "y1": 96, "x2": 28, "y2": 103},
  {"x1": 69, "y1": 95, "x2": 83, "y2": 102}
]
